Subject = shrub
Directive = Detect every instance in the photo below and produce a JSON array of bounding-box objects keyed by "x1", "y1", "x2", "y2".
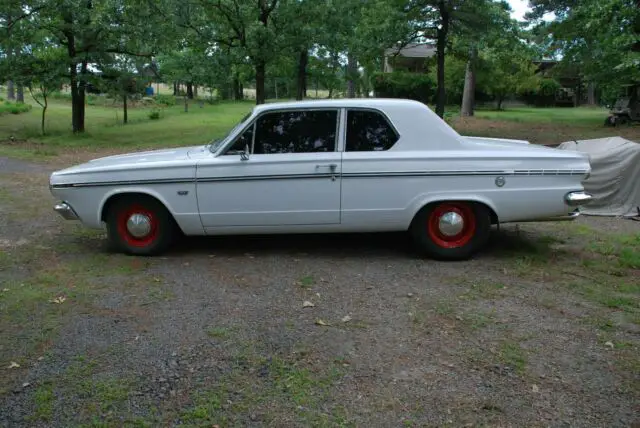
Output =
[
  {"x1": 371, "y1": 71, "x2": 435, "y2": 104},
  {"x1": 86, "y1": 94, "x2": 97, "y2": 105},
  {"x1": 148, "y1": 108, "x2": 161, "y2": 120},
  {"x1": 0, "y1": 101, "x2": 32, "y2": 115},
  {"x1": 155, "y1": 94, "x2": 176, "y2": 106},
  {"x1": 520, "y1": 78, "x2": 561, "y2": 107}
]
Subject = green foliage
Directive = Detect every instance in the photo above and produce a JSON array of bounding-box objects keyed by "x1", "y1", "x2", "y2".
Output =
[
  {"x1": 529, "y1": 0, "x2": 640, "y2": 92},
  {"x1": 0, "y1": 100, "x2": 31, "y2": 115},
  {"x1": 520, "y1": 78, "x2": 562, "y2": 107},
  {"x1": 148, "y1": 109, "x2": 161, "y2": 120},
  {"x1": 372, "y1": 71, "x2": 435, "y2": 104},
  {"x1": 154, "y1": 94, "x2": 176, "y2": 106}
]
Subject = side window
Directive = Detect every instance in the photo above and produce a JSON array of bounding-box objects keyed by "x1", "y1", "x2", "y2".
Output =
[
  {"x1": 224, "y1": 125, "x2": 253, "y2": 155},
  {"x1": 253, "y1": 110, "x2": 337, "y2": 154},
  {"x1": 346, "y1": 110, "x2": 399, "y2": 152}
]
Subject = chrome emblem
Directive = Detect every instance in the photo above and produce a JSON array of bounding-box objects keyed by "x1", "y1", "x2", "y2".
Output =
[{"x1": 495, "y1": 176, "x2": 506, "y2": 187}]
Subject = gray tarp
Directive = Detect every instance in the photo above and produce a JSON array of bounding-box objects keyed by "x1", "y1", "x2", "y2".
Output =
[{"x1": 557, "y1": 136, "x2": 640, "y2": 217}]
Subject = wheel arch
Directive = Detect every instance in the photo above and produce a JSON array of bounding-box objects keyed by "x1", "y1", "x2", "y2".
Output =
[
  {"x1": 409, "y1": 196, "x2": 499, "y2": 229},
  {"x1": 99, "y1": 189, "x2": 182, "y2": 232}
]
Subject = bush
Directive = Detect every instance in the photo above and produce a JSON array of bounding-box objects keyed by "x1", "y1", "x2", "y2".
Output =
[
  {"x1": 0, "y1": 101, "x2": 32, "y2": 115},
  {"x1": 155, "y1": 94, "x2": 176, "y2": 106},
  {"x1": 520, "y1": 78, "x2": 561, "y2": 107},
  {"x1": 86, "y1": 94, "x2": 97, "y2": 105},
  {"x1": 371, "y1": 71, "x2": 435, "y2": 104},
  {"x1": 148, "y1": 108, "x2": 161, "y2": 120}
]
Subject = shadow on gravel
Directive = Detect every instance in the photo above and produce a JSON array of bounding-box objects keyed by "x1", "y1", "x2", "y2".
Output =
[{"x1": 78, "y1": 225, "x2": 556, "y2": 261}]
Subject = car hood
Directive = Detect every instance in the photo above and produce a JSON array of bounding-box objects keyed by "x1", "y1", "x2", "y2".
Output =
[{"x1": 52, "y1": 145, "x2": 206, "y2": 176}]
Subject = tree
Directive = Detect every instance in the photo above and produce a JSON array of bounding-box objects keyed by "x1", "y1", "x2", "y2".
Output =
[
  {"x1": 528, "y1": 0, "x2": 640, "y2": 96},
  {"x1": 477, "y1": 41, "x2": 540, "y2": 109},
  {"x1": 1, "y1": 0, "x2": 162, "y2": 133}
]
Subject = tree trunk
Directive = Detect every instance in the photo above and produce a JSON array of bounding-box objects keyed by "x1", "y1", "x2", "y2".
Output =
[
  {"x1": 7, "y1": 81, "x2": 15, "y2": 100},
  {"x1": 460, "y1": 47, "x2": 476, "y2": 117},
  {"x1": 41, "y1": 93, "x2": 48, "y2": 135},
  {"x1": 587, "y1": 82, "x2": 596, "y2": 105},
  {"x1": 255, "y1": 61, "x2": 266, "y2": 105},
  {"x1": 296, "y1": 49, "x2": 308, "y2": 101},
  {"x1": 233, "y1": 74, "x2": 242, "y2": 100},
  {"x1": 346, "y1": 53, "x2": 357, "y2": 98},
  {"x1": 184, "y1": 95, "x2": 188, "y2": 112},
  {"x1": 173, "y1": 81, "x2": 178, "y2": 96},
  {"x1": 194, "y1": 85, "x2": 198, "y2": 98},
  {"x1": 435, "y1": 1, "x2": 450, "y2": 118},
  {"x1": 16, "y1": 84, "x2": 24, "y2": 103},
  {"x1": 123, "y1": 93, "x2": 128, "y2": 124},
  {"x1": 70, "y1": 61, "x2": 86, "y2": 133},
  {"x1": 497, "y1": 96, "x2": 504, "y2": 111},
  {"x1": 186, "y1": 82, "x2": 194, "y2": 99}
]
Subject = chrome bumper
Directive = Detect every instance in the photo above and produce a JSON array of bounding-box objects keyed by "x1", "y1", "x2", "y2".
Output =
[
  {"x1": 516, "y1": 209, "x2": 581, "y2": 222},
  {"x1": 54, "y1": 202, "x2": 78, "y2": 220},
  {"x1": 565, "y1": 191, "x2": 592, "y2": 207}
]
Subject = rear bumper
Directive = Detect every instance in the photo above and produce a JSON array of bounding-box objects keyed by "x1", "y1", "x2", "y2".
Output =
[
  {"x1": 515, "y1": 209, "x2": 581, "y2": 223},
  {"x1": 54, "y1": 202, "x2": 79, "y2": 220},
  {"x1": 565, "y1": 191, "x2": 592, "y2": 207}
]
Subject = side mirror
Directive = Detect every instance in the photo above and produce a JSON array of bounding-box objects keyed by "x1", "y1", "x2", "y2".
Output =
[{"x1": 240, "y1": 143, "x2": 250, "y2": 161}]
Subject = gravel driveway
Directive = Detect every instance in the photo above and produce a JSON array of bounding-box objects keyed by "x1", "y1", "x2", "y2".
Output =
[{"x1": 1, "y1": 157, "x2": 639, "y2": 427}]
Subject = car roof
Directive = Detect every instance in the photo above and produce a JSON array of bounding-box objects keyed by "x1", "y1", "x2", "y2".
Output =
[{"x1": 252, "y1": 98, "x2": 428, "y2": 113}]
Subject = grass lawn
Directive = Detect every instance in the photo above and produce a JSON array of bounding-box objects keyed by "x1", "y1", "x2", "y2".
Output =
[{"x1": 0, "y1": 94, "x2": 639, "y2": 162}]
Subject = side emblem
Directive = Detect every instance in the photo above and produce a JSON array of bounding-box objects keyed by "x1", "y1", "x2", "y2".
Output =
[
  {"x1": 495, "y1": 176, "x2": 506, "y2": 188},
  {"x1": 177, "y1": 190, "x2": 189, "y2": 196}
]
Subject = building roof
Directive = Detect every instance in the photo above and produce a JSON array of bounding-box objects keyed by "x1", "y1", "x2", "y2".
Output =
[{"x1": 384, "y1": 43, "x2": 437, "y2": 58}]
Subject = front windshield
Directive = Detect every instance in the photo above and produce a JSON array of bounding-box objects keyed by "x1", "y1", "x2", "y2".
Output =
[{"x1": 208, "y1": 110, "x2": 253, "y2": 153}]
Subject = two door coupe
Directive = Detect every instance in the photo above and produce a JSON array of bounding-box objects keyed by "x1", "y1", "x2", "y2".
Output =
[{"x1": 50, "y1": 98, "x2": 592, "y2": 260}]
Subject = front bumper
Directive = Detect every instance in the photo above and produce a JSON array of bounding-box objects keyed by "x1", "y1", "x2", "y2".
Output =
[{"x1": 54, "y1": 202, "x2": 79, "y2": 220}]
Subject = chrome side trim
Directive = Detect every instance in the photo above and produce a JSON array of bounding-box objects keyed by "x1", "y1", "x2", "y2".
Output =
[
  {"x1": 565, "y1": 191, "x2": 593, "y2": 206},
  {"x1": 50, "y1": 169, "x2": 591, "y2": 189},
  {"x1": 54, "y1": 202, "x2": 79, "y2": 220}
]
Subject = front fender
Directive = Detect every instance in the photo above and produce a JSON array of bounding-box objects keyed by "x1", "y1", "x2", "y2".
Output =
[{"x1": 96, "y1": 184, "x2": 202, "y2": 235}]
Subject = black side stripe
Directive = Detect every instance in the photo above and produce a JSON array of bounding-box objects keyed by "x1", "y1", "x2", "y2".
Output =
[{"x1": 50, "y1": 169, "x2": 588, "y2": 189}]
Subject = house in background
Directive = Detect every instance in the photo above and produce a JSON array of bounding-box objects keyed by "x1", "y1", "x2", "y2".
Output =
[{"x1": 383, "y1": 43, "x2": 436, "y2": 73}]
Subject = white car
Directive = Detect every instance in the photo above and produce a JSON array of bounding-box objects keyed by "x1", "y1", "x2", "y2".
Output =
[{"x1": 49, "y1": 98, "x2": 592, "y2": 260}]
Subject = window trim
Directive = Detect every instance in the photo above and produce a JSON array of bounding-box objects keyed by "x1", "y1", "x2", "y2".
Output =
[
  {"x1": 344, "y1": 107, "x2": 401, "y2": 153},
  {"x1": 218, "y1": 107, "x2": 341, "y2": 156}
]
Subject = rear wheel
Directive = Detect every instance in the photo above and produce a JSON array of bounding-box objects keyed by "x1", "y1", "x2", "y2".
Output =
[
  {"x1": 106, "y1": 196, "x2": 176, "y2": 256},
  {"x1": 410, "y1": 201, "x2": 491, "y2": 260}
]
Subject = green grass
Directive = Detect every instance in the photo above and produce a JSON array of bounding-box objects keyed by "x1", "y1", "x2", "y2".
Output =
[
  {"x1": 498, "y1": 341, "x2": 527, "y2": 374},
  {"x1": 0, "y1": 95, "x2": 253, "y2": 153},
  {"x1": 180, "y1": 352, "x2": 350, "y2": 426},
  {"x1": 472, "y1": 106, "x2": 609, "y2": 125},
  {"x1": 0, "y1": 100, "x2": 32, "y2": 115}
]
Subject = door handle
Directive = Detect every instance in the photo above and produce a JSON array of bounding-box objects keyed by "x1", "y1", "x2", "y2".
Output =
[{"x1": 315, "y1": 163, "x2": 337, "y2": 171}]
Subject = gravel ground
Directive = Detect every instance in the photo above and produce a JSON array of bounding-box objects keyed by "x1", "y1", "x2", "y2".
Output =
[{"x1": 1, "y1": 158, "x2": 639, "y2": 427}]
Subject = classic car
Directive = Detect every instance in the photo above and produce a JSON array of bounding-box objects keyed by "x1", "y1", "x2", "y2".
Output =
[{"x1": 49, "y1": 98, "x2": 593, "y2": 260}]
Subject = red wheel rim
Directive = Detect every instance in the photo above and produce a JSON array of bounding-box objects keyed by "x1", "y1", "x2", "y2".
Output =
[
  {"x1": 427, "y1": 203, "x2": 476, "y2": 249},
  {"x1": 116, "y1": 204, "x2": 159, "y2": 248}
]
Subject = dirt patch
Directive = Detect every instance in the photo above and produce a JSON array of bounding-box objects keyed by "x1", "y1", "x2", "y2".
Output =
[{"x1": 1, "y1": 162, "x2": 639, "y2": 427}]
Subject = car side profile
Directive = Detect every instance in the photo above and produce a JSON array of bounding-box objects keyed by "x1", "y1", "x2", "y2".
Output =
[{"x1": 50, "y1": 98, "x2": 592, "y2": 260}]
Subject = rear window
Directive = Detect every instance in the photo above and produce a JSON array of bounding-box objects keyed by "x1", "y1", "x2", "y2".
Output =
[{"x1": 345, "y1": 110, "x2": 399, "y2": 152}]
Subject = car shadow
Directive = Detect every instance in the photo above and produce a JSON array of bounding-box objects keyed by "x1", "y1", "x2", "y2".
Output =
[{"x1": 160, "y1": 226, "x2": 554, "y2": 261}]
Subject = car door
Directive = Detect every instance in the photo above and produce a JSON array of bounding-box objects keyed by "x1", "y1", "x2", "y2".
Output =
[{"x1": 196, "y1": 108, "x2": 343, "y2": 229}]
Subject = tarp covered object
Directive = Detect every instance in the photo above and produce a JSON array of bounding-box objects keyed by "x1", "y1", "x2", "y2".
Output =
[{"x1": 557, "y1": 136, "x2": 640, "y2": 217}]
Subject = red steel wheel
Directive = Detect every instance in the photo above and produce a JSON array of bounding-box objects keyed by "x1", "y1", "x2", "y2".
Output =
[
  {"x1": 106, "y1": 195, "x2": 176, "y2": 256},
  {"x1": 410, "y1": 201, "x2": 491, "y2": 260},
  {"x1": 116, "y1": 204, "x2": 159, "y2": 248},
  {"x1": 427, "y1": 202, "x2": 477, "y2": 249}
]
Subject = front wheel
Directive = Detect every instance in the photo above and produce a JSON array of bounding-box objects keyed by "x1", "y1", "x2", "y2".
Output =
[
  {"x1": 410, "y1": 201, "x2": 491, "y2": 260},
  {"x1": 106, "y1": 196, "x2": 176, "y2": 256}
]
